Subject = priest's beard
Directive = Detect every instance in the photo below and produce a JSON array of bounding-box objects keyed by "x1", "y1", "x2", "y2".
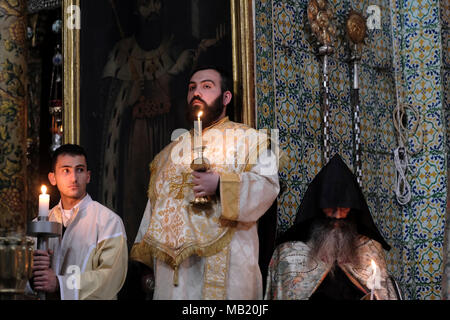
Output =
[
  {"x1": 186, "y1": 94, "x2": 224, "y2": 128},
  {"x1": 307, "y1": 218, "x2": 360, "y2": 276}
]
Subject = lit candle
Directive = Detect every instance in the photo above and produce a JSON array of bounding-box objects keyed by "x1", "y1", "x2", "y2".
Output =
[
  {"x1": 39, "y1": 185, "x2": 50, "y2": 217},
  {"x1": 367, "y1": 259, "x2": 381, "y2": 300},
  {"x1": 194, "y1": 111, "x2": 203, "y2": 153}
]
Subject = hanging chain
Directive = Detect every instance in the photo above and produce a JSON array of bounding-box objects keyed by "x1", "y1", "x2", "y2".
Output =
[
  {"x1": 345, "y1": 10, "x2": 367, "y2": 187},
  {"x1": 353, "y1": 101, "x2": 362, "y2": 186},
  {"x1": 322, "y1": 53, "x2": 331, "y2": 165},
  {"x1": 351, "y1": 50, "x2": 362, "y2": 187}
]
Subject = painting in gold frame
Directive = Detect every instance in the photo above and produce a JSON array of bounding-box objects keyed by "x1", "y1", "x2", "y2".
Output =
[{"x1": 62, "y1": 0, "x2": 256, "y2": 243}]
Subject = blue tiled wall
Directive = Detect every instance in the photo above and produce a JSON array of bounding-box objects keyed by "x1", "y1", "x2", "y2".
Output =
[{"x1": 254, "y1": 0, "x2": 447, "y2": 299}]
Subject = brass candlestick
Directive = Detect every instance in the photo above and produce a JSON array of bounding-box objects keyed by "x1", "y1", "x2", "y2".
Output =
[{"x1": 190, "y1": 147, "x2": 211, "y2": 206}]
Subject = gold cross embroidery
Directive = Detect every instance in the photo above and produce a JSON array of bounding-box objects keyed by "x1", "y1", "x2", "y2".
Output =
[{"x1": 169, "y1": 172, "x2": 194, "y2": 199}]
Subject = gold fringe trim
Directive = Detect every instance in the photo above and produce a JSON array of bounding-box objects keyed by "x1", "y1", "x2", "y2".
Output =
[
  {"x1": 130, "y1": 243, "x2": 154, "y2": 270},
  {"x1": 173, "y1": 266, "x2": 179, "y2": 286},
  {"x1": 131, "y1": 227, "x2": 236, "y2": 284}
]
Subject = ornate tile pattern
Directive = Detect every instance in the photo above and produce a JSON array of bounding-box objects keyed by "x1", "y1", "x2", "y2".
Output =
[
  {"x1": 441, "y1": 0, "x2": 450, "y2": 301},
  {"x1": 0, "y1": 0, "x2": 28, "y2": 232},
  {"x1": 254, "y1": 0, "x2": 447, "y2": 299},
  {"x1": 399, "y1": 0, "x2": 446, "y2": 300}
]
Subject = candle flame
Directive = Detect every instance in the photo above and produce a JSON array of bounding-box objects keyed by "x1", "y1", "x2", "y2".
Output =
[
  {"x1": 371, "y1": 259, "x2": 377, "y2": 272},
  {"x1": 41, "y1": 185, "x2": 47, "y2": 194},
  {"x1": 197, "y1": 111, "x2": 203, "y2": 118}
]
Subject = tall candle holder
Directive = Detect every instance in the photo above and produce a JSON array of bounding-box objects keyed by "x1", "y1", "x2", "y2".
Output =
[{"x1": 27, "y1": 216, "x2": 61, "y2": 300}]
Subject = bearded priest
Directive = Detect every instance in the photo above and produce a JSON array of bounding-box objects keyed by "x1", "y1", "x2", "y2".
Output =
[{"x1": 130, "y1": 65, "x2": 280, "y2": 299}]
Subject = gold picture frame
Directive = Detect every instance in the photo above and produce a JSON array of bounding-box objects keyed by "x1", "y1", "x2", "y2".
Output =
[
  {"x1": 62, "y1": 0, "x2": 255, "y2": 144},
  {"x1": 62, "y1": 0, "x2": 80, "y2": 144}
]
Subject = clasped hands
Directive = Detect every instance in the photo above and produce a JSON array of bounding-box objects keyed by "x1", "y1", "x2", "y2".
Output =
[
  {"x1": 32, "y1": 249, "x2": 59, "y2": 293},
  {"x1": 191, "y1": 170, "x2": 219, "y2": 198}
]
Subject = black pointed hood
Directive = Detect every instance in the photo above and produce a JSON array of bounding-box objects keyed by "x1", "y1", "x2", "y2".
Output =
[{"x1": 277, "y1": 154, "x2": 391, "y2": 250}]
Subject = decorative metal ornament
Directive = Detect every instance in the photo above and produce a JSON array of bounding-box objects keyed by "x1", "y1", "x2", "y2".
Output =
[
  {"x1": 27, "y1": 0, "x2": 62, "y2": 13},
  {"x1": 346, "y1": 10, "x2": 367, "y2": 187},
  {"x1": 190, "y1": 146, "x2": 212, "y2": 206},
  {"x1": 346, "y1": 11, "x2": 367, "y2": 45},
  {"x1": 52, "y1": 52, "x2": 63, "y2": 66},
  {"x1": 307, "y1": 0, "x2": 335, "y2": 165},
  {"x1": 26, "y1": 27, "x2": 34, "y2": 40},
  {"x1": 0, "y1": 235, "x2": 34, "y2": 298},
  {"x1": 52, "y1": 19, "x2": 62, "y2": 34},
  {"x1": 307, "y1": 0, "x2": 336, "y2": 47},
  {"x1": 49, "y1": 44, "x2": 63, "y2": 153}
]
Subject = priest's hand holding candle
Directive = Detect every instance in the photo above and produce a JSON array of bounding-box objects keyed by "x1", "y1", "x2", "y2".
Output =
[{"x1": 39, "y1": 185, "x2": 50, "y2": 217}]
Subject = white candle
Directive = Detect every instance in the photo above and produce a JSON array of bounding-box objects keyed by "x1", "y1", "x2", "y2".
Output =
[
  {"x1": 198, "y1": 112, "x2": 202, "y2": 133},
  {"x1": 370, "y1": 261, "x2": 375, "y2": 300},
  {"x1": 194, "y1": 111, "x2": 203, "y2": 153},
  {"x1": 367, "y1": 259, "x2": 381, "y2": 300},
  {"x1": 39, "y1": 185, "x2": 50, "y2": 217}
]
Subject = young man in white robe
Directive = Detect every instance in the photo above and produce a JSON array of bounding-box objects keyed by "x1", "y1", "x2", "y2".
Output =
[
  {"x1": 131, "y1": 66, "x2": 280, "y2": 299},
  {"x1": 30, "y1": 144, "x2": 128, "y2": 300}
]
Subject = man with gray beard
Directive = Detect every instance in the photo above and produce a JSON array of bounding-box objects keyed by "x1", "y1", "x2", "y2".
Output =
[
  {"x1": 265, "y1": 154, "x2": 399, "y2": 300},
  {"x1": 308, "y1": 215, "x2": 360, "y2": 273}
]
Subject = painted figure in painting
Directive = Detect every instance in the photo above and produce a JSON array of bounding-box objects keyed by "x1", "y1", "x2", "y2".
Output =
[{"x1": 98, "y1": 0, "x2": 229, "y2": 245}]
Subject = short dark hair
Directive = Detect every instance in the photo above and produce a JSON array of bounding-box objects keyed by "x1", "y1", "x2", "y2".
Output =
[
  {"x1": 189, "y1": 65, "x2": 232, "y2": 93},
  {"x1": 51, "y1": 144, "x2": 88, "y2": 172}
]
